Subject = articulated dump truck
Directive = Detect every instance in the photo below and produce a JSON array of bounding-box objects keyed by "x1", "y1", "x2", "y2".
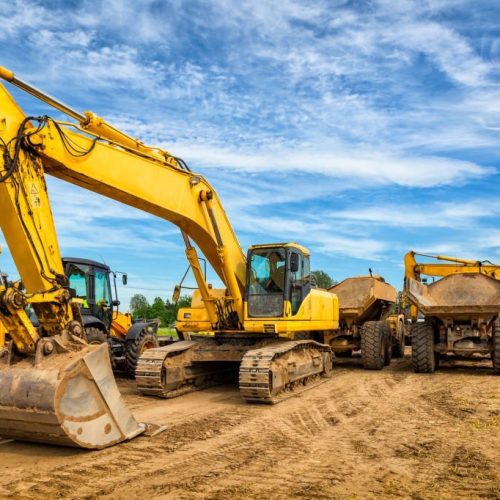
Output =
[
  {"x1": 326, "y1": 276, "x2": 405, "y2": 369},
  {"x1": 405, "y1": 252, "x2": 500, "y2": 373}
]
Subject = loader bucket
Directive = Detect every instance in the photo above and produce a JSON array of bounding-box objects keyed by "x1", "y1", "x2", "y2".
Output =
[
  {"x1": 0, "y1": 343, "x2": 145, "y2": 449},
  {"x1": 407, "y1": 273, "x2": 500, "y2": 317}
]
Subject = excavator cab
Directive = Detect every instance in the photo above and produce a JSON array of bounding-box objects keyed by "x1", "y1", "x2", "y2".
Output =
[{"x1": 246, "y1": 244, "x2": 312, "y2": 318}]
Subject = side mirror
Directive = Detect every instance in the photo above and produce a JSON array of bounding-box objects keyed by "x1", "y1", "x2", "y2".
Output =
[
  {"x1": 172, "y1": 284, "x2": 181, "y2": 304},
  {"x1": 122, "y1": 274, "x2": 128, "y2": 285},
  {"x1": 111, "y1": 300, "x2": 120, "y2": 307},
  {"x1": 290, "y1": 253, "x2": 299, "y2": 273}
]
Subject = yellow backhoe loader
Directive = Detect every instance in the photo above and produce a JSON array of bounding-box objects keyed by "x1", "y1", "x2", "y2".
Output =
[
  {"x1": 62, "y1": 257, "x2": 161, "y2": 376},
  {"x1": 0, "y1": 66, "x2": 338, "y2": 448},
  {"x1": 404, "y1": 251, "x2": 500, "y2": 373}
]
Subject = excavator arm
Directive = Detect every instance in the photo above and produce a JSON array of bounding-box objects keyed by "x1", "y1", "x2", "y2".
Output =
[
  {"x1": 0, "y1": 74, "x2": 146, "y2": 449},
  {"x1": 0, "y1": 66, "x2": 246, "y2": 330}
]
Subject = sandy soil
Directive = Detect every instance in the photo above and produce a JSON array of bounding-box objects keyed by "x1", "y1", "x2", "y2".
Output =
[{"x1": 0, "y1": 350, "x2": 498, "y2": 499}]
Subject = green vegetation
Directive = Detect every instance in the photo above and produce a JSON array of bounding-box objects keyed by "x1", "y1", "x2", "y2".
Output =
[
  {"x1": 311, "y1": 270, "x2": 335, "y2": 289},
  {"x1": 129, "y1": 293, "x2": 192, "y2": 327},
  {"x1": 157, "y1": 327, "x2": 178, "y2": 337}
]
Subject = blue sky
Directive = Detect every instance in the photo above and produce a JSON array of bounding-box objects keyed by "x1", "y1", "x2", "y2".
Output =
[{"x1": 1, "y1": 0, "x2": 500, "y2": 308}]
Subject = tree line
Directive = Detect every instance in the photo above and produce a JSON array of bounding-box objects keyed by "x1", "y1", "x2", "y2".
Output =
[
  {"x1": 130, "y1": 270, "x2": 335, "y2": 327},
  {"x1": 129, "y1": 271, "x2": 334, "y2": 326},
  {"x1": 129, "y1": 294, "x2": 192, "y2": 327}
]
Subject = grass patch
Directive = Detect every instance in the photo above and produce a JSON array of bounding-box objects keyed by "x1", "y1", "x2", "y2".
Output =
[{"x1": 157, "y1": 327, "x2": 178, "y2": 337}]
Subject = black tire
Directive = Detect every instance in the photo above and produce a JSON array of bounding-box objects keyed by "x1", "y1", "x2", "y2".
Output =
[
  {"x1": 384, "y1": 323, "x2": 392, "y2": 366},
  {"x1": 392, "y1": 321, "x2": 405, "y2": 358},
  {"x1": 412, "y1": 321, "x2": 438, "y2": 373},
  {"x1": 85, "y1": 327, "x2": 108, "y2": 345},
  {"x1": 125, "y1": 330, "x2": 159, "y2": 378},
  {"x1": 493, "y1": 317, "x2": 500, "y2": 374},
  {"x1": 360, "y1": 321, "x2": 386, "y2": 370}
]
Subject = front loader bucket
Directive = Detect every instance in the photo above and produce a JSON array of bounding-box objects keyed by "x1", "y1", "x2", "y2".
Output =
[{"x1": 0, "y1": 343, "x2": 145, "y2": 449}]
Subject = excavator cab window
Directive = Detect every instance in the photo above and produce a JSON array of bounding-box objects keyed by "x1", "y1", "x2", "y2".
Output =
[
  {"x1": 289, "y1": 251, "x2": 311, "y2": 315},
  {"x1": 247, "y1": 248, "x2": 286, "y2": 317}
]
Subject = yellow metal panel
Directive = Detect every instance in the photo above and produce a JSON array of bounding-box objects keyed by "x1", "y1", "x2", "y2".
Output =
[{"x1": 0, "y1": 84, "x2": 65, "y2": 292}]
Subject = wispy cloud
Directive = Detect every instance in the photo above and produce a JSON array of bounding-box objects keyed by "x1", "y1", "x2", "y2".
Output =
[{"x1": 1, "y1": 0, "x2": 499, "y2": 300}]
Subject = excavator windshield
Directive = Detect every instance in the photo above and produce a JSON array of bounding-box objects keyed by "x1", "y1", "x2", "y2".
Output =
[{"x1": 247, "y1": 247, "x2": 286, "y2": 317}]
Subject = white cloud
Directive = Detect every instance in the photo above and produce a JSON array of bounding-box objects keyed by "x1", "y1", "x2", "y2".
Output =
[{"x1": 169, "y1": 141, "x2": 489, "y2": 187}]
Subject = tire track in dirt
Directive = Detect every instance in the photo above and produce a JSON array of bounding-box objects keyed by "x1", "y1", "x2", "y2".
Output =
[{"x1": 0, "y1": 353, "x2": 498, "y2": 499}]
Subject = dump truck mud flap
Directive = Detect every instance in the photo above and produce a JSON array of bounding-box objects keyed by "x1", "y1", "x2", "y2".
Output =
[{"x1": 0, "y1": 343, "x2": 145, "y2": 449}]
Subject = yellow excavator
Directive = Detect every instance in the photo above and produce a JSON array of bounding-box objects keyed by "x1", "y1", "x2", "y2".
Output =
[{"x1": 0, "y1": 67, "x2": 338, "y2": 448}]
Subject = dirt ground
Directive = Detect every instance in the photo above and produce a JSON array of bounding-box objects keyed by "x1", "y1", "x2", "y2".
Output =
[{"x1": 0, "y1": 350, "x2": 498, "y2": 499}]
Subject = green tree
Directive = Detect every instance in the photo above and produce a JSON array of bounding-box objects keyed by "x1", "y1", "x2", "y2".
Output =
[
  {"x1": 150, "y1": 296, "x2": 168, "y2": 324},
  {"x1": 311, "y1": 270, "x2": 335, "y2": 289},
  {"x1": 164, "y1": 295, "x2": 192, "y2": 327},
  {"x1": 129, "y1": 293, "x2": 150, "y2": 319}
]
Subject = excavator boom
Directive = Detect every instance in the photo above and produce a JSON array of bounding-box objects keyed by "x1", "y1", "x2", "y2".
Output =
[{"x1": 0, "y1": 67, "x2": 337, "y2": 421}]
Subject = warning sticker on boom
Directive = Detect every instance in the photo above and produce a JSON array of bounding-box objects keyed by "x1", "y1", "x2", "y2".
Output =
[{"x1": 30, "y1": 183, "x2": 41, "y2": 208}]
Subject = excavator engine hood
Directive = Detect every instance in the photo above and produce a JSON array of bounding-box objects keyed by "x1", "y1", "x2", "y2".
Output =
[{"x1": 0, "y1": 343, "x2": 145, "y2": 448}]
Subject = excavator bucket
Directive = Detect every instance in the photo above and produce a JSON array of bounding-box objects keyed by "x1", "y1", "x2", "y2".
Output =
[{"x1": 0, "y1": 343, "x2": 145, "y2": 449}]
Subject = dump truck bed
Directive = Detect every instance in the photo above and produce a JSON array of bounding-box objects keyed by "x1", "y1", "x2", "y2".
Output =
[
  {"x1": 407, "y1": 273, "x2": 500, "y2": 318},
  {"x1": 329, "y1": 276, "x2": 397, "y2": 323}
]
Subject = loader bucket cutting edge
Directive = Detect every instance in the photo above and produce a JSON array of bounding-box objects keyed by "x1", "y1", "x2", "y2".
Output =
[{"x1": 0, "y1": 343, "x2": 145, "y2": 449}]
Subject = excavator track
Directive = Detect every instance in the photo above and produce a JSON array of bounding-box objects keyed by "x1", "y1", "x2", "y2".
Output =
[
  {"x1": 135, "y1": 341, "x2": 236, "y2": 398},
  {"x1": 239, "y1": 340, "x2": 332, "y2": 404}
]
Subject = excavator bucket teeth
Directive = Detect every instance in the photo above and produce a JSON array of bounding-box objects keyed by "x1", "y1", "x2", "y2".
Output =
[{"x1": 0, "y1": 343, "x2": 145, "y2": 449}]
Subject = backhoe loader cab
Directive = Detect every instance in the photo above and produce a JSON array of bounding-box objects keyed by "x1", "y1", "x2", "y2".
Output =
[
  {"x1": 63, "y1": 257, "x2": 160, "y2": 376},
  {"x1": 63, "y1": 258, "x2": 116, "y2": 330}
]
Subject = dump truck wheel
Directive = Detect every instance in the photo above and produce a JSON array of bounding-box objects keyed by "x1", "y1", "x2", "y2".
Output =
[
  {"x1": 412, "y1": 322, "x2": 437, "y2": 373},
  {"x1": 125, "y1": 330, "x2": 159, "y2": 378},
  {"x1": 392, "y1": 321, "x2": 405, "y2": 358},
  {"x1": 384, "y1": 324, "x2": 392, "y2": 366},
  {"x1": 493, "y1": 318, "x2": 500, "y2": 374},
  {"x1": 360, "y1": 321, "x2": 386, "y2": 370},
  {"x1": 84, "y1": 327, "x2": 108, "y2": 345}
]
